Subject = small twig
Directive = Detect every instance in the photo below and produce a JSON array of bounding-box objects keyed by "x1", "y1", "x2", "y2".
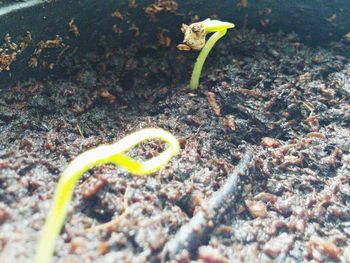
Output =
[
  {"x1": 76, "y1": 123, "x2": 84, "y2": 138},
  {"x1": 161, "y1": 146, "x2": 254, "y2": 261}
]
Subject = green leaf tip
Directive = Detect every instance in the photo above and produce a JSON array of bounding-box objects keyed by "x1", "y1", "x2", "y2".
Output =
[
  {"x1": 35, "y1": 128, "x2": 180, "y2": 263},
  {"x1": 203, "y1": 19, "x2": 235, "y2": 33}
]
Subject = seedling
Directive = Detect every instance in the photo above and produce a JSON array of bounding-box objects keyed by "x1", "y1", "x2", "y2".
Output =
[
  {"x1": 35, "y1": 128, "x2": 180, "y2": 263},
  {"x1": 177, "y1": 19, "x2": 235, "y2": 90}
]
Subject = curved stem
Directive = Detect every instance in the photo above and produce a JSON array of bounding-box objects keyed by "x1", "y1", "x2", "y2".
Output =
[
  {"x1": 35, "y1": 128, "x2": 180, "y2": 263},
  {"x1": 190, "y1": 29, "x2": 227, "y2": 90}
]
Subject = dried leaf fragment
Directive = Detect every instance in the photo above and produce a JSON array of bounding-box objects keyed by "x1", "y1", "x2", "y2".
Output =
[
  {"x1": 206, "y1": 91, "x2": 221, "y2": 116},
  {"x1": 308, "y1": 236, "x2": 340, "y2": 260},
  {"x1": 176, "y1": 43, "x2": 191, "y2": 51},
  {"x1": 326, "y1": 14, "x2": 337, "y2": 23},
  {"x1": 68, "y1": 19, "x2": 80, "y2": 37},
  {"x1": 159, "y1": 31, "x2": 171, "y2": 47},
  {"x1": 344, "y1": 32, "x2": 350, "y2": 42},
  {"x1": 298, "y1": 72, "x2": 312, "y2": 83},
  {"x1": 180, "y1": 21, "x2": 207, "y2": 50},
  {"x1": 224, "y1": 115, "x2": 236, "y2": 130},
  {"x1": 145, "y1": 0, "x2": 178, "y2": 20},
  {"x1": 111, "y1": 9, "x2": 124, "y2": 19},
  {"x1": 79, "y1": 174, "x2": 108, "y2": 199},
  {"x1": 245, "y1": 200, "x2": 267, "y2": 218},
  {"x1": 128, "y1": 0, "x2": 137, "y2": 8},
  {"x1": 0, "y1": 52, "x2": 16, "y2": 72},
  {"x1": 261, "y1": 137, "x2": 280, "y2": 148},
  {"x1": 98, "y1": 89, "x2": 116, "y2": 104}
]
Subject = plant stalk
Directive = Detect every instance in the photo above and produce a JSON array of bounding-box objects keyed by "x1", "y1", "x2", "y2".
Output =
[
  {"x1": 35, "y1": 128, "x2": 179, "y2": 263},
  {"x1": 190, "y1": 29, "x2": 227, "y2": 90}
]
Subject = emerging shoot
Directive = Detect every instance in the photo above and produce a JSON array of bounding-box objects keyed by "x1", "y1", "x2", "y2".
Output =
[
  {"x1": 35, "y1": 128, "x2": 180, "y2": 263},
  {"x1": 177, "y1": 19, "x2": 235, "y2": 90}
]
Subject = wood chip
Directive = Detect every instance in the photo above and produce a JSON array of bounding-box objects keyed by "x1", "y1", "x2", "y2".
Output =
[
  {"x1": 261, "y1": 137, "x2": 280, "y2": 148},
  {"x1": 206, "y1": 91, "x2": 221, "y2": 116},
  {"x1": 99, "y1": 89, "x2": 116, "y2": 104},
  {"x1": 224, "y1": 115, "x2": 236, "y2": 130},
  {"x1": 245, "y1": 200, "x2": 267, "y2": 218},
  {"x1": 79, "y1": 174, "x2": 108, "y2": 199},
  {"x1": 309, "y1": 236, "x2": 340, "y2": 260}
]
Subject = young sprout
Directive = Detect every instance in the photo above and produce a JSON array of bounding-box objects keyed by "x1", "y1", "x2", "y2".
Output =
[
  {"x1": 177, "y1": 19, "x2": 235, "y2": 90},
  {"x1": 35, "y1": 128, "x2": 180, "y2": 263}
]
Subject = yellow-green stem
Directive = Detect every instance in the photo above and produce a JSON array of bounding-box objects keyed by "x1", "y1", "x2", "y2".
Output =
[
  {"x1": 35, "y1": 128, "x2": 180, "y2": 263},
  {"x1": 190, "y1": 29, "x2": 227, "y2": 90}
]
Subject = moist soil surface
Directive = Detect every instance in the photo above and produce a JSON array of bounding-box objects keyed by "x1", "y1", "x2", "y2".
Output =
[{"x1": 0, "y1": 28, "x2": 350, "y2": 263}]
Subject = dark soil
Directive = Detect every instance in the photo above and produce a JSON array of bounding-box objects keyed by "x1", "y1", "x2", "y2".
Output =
[{"x1": 0, "y1": 28, "x2": 350, "y2": 263}]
